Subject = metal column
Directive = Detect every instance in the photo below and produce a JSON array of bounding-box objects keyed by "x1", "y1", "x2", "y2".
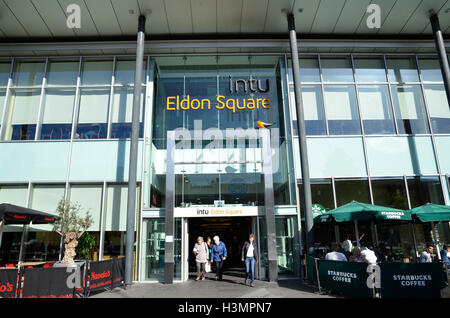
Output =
[
  {"x1": 164, "y1": 131, "x2": 176, "y2": 284},
  {"x1": 430, "y1": 14, "x2": 450, "y2": 108},
  {"x1": 125, "y1": 15, "x2": 146, "y2": 289},
  {"x1": 287, "y1": 13, "x2": 315, "y2": 256},
  {"x1": 261, "y1": 129, "x2": 278, "y2": 282}
]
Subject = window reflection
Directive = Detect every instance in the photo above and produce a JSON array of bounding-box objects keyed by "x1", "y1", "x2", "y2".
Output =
[
  {"x1": 76, "y1": 88, "x2": 110, "y2": 139},
  {"x1": 334, "y1": 178, "x2": 371, "y2": 206},
  {"x1": 81, "y1": 59, "x2": 113, "y2": 85},
  {"x1": 12, "y1": 60, "x2": 45, "y2": 86},
  {"x1": 4, "y1": 88, "x2": 40, "y2": 140},
  {"x1": 141, "y1": 219, "x2": 165, "y2": 281},
  {"x1": 46, "y1": 60, "x2": 79, "y2": 86},
  {"x1": 386, "y1": 57, "x2": 419, "y2": 83},
  {"x1": 291, "y1": 85, "x2": 326, "y2": 136},
  {"x1": 358, "y1": 85, "x2": 396, "y2": 135},
  {"x1": 110, "y1": 87, "x2": 145, "y2": 138},
  {"x1": 323, "y1": 85, "x2": 361, "y2": 135},
  {"x1": 418, "y1": 57, "x2": 443, "y2": 82},
  {"x1": 407, "y1": 176, "x2": 444, "y2": 207},
  {"x1": 371, "y1": 177, "x2": 408, "y2": 209},
  {"x1": 0, "y1": 62, "x2": 11, "y2": 86},
  {"x1": 354, "y1": 57, "x2": 387, "y2": 82},
  {"x1": 423, "y1": 85, "x2": 450, "y2": 134},
  {"x1": 391, "y1": 84, "x2": 429, "y2": 134},
  {"x1": 40, "y1": 88, "x2": 75, "y2": 140},
  {"x1": 321, "y1": 57, "x2": 353, "y2": 82}
]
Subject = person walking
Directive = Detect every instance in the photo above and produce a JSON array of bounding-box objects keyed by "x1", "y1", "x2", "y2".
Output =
[
  {"x1": 193, "y1": 236, "x2": 209, "y2": 281},
  {"x1": 242, "y1": 234, "x2": 258, "y2": 287},
  {"x1": 210, "y1": 236, "x2": 227, "y2": 281}
]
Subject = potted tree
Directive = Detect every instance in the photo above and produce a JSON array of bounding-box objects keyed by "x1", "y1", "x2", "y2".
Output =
[{"x1": 53, "y1": 198, "x2": 94, "y2": 265}]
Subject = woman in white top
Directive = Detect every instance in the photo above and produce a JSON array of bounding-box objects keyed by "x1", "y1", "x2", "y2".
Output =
[{"x1": 193, "y1": 236, "x2": 209, "y2": 281}]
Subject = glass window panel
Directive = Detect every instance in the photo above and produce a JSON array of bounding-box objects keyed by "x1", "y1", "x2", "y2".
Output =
[
  {"x1": 104, "y1": 184, "x2": 128, "y2": 232},
  {"x1": 371, "y1": 177, "x2": 408, "y2": 209},
  {"x1": 335, "y1": 178, "x2": 371, "y2": 206},
  {"x1": 299, "y1": 57, "x2": 320, "y2": 82},
  {"x1": 321, "y1": 57, "x2": 353, "y2": 82},
  {"x1": 407, "y1": 176, "x2": 444, "y2": 207},
  {"x1": 354, "y1": 57, "x2": 387, "y2": 82},
  {"x1": 46, "y1": 60, "x2": 79, "y2": 86},
  {"x1": 290, "y1": 85, "x2": 326, "y2": 136},
  {"x1": 299, "y1": 179, "x2": 334, "y2": 211},
  {"x1": 75, "y1": 88, "x2": 109, "y2": 139},
  {"x1": 323, "y1": 85, "x2": 361, "y2": 135},
  {"x1": 424, "y1": 85, "x2": 450, "y2": 134},
  {"x1": 418, "y1": 58, "x2": 443, "y2": 82},
  {"x1": 0, "y1": 90, "x2": 5, "y2": 129},
  {"x1": 69, "y1": 184, "x2": 103, "y2": 231},
  {"x1": 110, "y1": 87, "x2": 144, "y2": 138},
  {"x1": 0, "y1": 184, "x2": 28, "y2": 206},
  {"x1": 358, "y1": 85, "x2": 396, "y2": 135},
  {"x1": 81, "y1": 59, "x2": 113, "y2": 85},
  {"x1": 141, "y1": 218, "x2": 165, "y2": 281},
  {"x1": 114, "y1": 59, "x2": 147, "y2": 85},
  {"x1": 0, "y1": 61, "x2": 11, "y2": 86},
  {"x1": 4, "y1": 89, "x2": 40, "y2": 140},
  {"x1": 30, "y1": 184, "x2": 65, "y2": 231},
  {"x1": 12, "y1": 60, "x2": 45, "y2": 86},
  {"x1": 386, "y1": 57, "x2": 419, "y2": 83},
  {"x1": 276, "y1": 216, "x2": 299, "y2": 277},
  {"x1": 40, "y1": 88, "x2": 75, "y2": 140},
  {"x1": 391, "y1": 84, "x2": 429, "y2": 134}
]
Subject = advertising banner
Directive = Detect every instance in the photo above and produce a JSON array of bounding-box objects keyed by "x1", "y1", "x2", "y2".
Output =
[
  {"x1": 317, "y1": 260, "x2": 372, "y2": 298},
  {"x1": 22, "y1": 267, "x2": 74, "y2": 298},
  {"x1": 0, "y1": 269, "x2": 18, "y2": 298},
  {"x1": 112, "y1": 257, "x2": 125, "y2": 288},
  {"x1": 379, "y1": 263, "x2": 447, "y2": 298},
  {"x1": 89, "y1": 260, "x2": 113, "y2": 292}
]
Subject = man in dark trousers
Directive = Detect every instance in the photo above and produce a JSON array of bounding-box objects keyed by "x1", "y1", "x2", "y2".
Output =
[{"x1": 241, "y1": 234, "x2": 258, "y2": 287}]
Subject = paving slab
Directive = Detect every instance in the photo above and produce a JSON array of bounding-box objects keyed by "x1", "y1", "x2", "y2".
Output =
[{"x1": 90, "y1": 274, "x2": 332, "y2": 298}]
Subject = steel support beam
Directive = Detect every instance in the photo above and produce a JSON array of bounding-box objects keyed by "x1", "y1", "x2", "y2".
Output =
[
  {"x1": 261, "y1": 129, "x2": 278, "y2": 282},
  {"x1": 164, "y1": 131, "x2": 176, "y2": 284},
  {"x1": 287, "y1": 13, "x2": 315, "y2": 256},
  {"x1": 125, "y1": 15, "x2": 146, "y2": 289},
  {"x1": 430, "y1": 14, "x2": 450, "y2": 109}
]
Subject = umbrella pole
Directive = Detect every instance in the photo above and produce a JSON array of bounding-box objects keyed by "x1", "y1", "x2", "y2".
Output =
[
  {"x1": 431, "y1": 221, "x2": 442, "y2": 260},
  {"x1": 0, "y1": 215, "x2": 4, "y2": 249},
  {"x1": 354, "y1": 220, "x2": 361, "y2": 248},
  {"x1": 410, "y1": 223, "x2": 418, "y2": 261},
  {"x1": 18, "y1": 224, "x2": 26, "y2": 265},
  {"x1": 371, "y1": 221, "x2": 378, "y2": 246},
  {"x1": 334, "y1": 225, "x2": 340, "y2": 244}
]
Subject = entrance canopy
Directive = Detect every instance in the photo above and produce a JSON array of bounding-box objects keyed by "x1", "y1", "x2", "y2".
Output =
[
  {"x1": 0, "y1": 203, "x2": 58, "y2": 225},
  {"x1": 314, "y1": 201, "x2": 411, "y2": 224},
  {"x1": 411, "y1": 203, "x2": 450, "y2": 222}
]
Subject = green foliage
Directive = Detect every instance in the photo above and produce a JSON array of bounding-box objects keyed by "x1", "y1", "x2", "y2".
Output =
[
  {"x1": 53, "y1": 198, "x2": 94, "y2": 234},
  {"x1": 76, "y1": 232, "x2": 97, "y2": 260}
]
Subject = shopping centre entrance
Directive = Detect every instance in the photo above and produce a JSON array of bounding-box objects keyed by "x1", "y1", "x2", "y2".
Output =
[{"x1": 187, "y1": 217, "x2": 254, "y2": 279}]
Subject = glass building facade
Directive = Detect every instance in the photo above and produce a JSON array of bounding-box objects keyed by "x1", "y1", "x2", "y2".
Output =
[{"x1": 0, "y1": 53, "x2": 449, "y2": 282}]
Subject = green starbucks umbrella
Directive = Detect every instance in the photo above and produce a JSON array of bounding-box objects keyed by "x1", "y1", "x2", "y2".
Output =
[
  {"x1": 410, "y1": 203, "x2": 450, "y2": 261},
  {"x1": 411, "y1": 203, "x2": 450, "y2": 222},
  {"x1": 314, "y1": 201, "x2": 411, "y2": 223},
  {"x1": 313, "y1": 201, "x2": 411, "y2": 249}
]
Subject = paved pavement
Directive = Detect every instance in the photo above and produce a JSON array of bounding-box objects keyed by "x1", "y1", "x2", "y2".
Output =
[{"x1": 91, "y1": 274, "x2": 332, "y2": 298}]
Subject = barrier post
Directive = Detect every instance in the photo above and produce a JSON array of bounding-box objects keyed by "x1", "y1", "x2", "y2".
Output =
[
  {"x1": 314, "y1": 258, "x2": 322, "y2": 294},
  {"x1": 110, "y1": 258, "x2": 115, "y2": 291}
]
